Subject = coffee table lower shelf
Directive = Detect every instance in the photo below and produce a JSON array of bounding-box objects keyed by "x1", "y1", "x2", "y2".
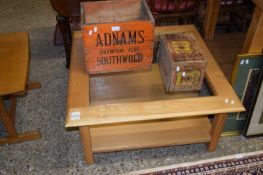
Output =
[{"x1": 89, "y1": 116, "x2": 211, "y2": 153}]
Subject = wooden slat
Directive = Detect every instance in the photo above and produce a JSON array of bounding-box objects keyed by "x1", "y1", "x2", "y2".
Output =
[
  {"x1": 90, "y1": 117, "x2": 211, "y2": 153},
  {"x1": 68, "y1": 32, "x2": 95, "y2": 163},
  {"x1": 91, "y1": 116, "x2": 206, "y2": 135},
  {"x1": 66, "y1": 96, "x2": 243, "y2": 127},
  {"x1": 83, "y1": 0, "x2": 149, "y2": 23},
  {"x1": 0, "y1": 32, "x2": 29, "y2": 96},
  {"x1": 66, "y1": 32, "x2": 89, "y2": 109}
]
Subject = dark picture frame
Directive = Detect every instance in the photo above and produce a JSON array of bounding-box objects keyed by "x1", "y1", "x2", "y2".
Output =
[
  {"x1": 223, "y1": 53, "x2": 263, "y2": 134},
  {"x1": 244, "y1": 68, "x2": 263, "y2": 136}
]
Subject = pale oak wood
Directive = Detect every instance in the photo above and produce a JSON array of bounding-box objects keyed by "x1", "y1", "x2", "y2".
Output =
[
  {"x1": 203, "y1": 0, "x2": 220, "y2": 40},
  {"x1": 79, "y1": 126, "x2": 94, "y2": 164},
  {"x1": 67, "y1": 42, "x2": 93, "y2": 163},
  {"x1": 67, "y1": 31, "x2": 94, "y2": 162},
  {"x1": 208, "y1": 113, "x2": 228, "y2": 151},
  {"x1": 67, "y1": 96, "x2": 242, "y2": 127},
  {"x1": 242, "y1": 2, "x2": 263, "y2": 54},
  {"x1": 66, "y1": 34, "x2": 89, "y2": 109},
  {"x1": 91, "y1": 116, "x2": 206, "y2": 136},
  {"x1": 0, "y1": 32, "x2": 29, "y2": 96},
  {"x1": 90, "y1": 117, "x2": 211, "y2": 153}
]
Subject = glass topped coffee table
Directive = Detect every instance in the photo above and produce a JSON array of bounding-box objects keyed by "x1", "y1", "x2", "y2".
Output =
[{"x1": 66, "y1": 25, "x2": 245, "y2": 164}]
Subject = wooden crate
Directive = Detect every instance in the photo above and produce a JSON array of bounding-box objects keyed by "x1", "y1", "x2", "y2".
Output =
[
  {"x1": 81, "y1": 0, "x2": 154, "y2": 74},
  {"x1": 158, "y1": 33, "x2": 207, "y2": 92}
]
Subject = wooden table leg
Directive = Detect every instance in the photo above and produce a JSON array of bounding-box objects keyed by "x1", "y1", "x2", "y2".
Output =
[
  {"x1": 26, "y1": 81, "x2": 41, "y2": 90},
  {"x1": 79, "y1": 126, "x2": 94, "y2": 164},
  {"x1": 8, "y1": 96, "x2": 17, "y2": 125},
  {"x1": 203, "y1": 0, "x2": 220, "y2": 40},
  {"x1": 0, "y1": 97, "x2": 17, "y2": 137},
  {"x1": 208, "y1": 113, "x2": 228, "y2": 152},
  {"x1": 242, "y1": 6, "x2": 263, "y2": 54},
  {"x1": 56, "y1": 14, "x2": 72, "y2": 68},
  {"x1": 14, "y1": 81, "x2": 41, "y2": 96},
  {"x1": 0, "y1": 97, "x2": 41, "y2": 145}
]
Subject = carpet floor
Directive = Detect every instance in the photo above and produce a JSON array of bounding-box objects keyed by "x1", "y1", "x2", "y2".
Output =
[{"x1": 127, "y1": 150, "x2": 263, "y2": 174}]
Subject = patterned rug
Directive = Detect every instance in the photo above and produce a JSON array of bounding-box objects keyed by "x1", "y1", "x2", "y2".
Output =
[{"x1": 125, "y1": 151, "x2": 263, "y2": 175}]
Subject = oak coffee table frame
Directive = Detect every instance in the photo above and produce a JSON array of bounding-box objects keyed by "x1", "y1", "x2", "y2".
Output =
[{"x1": 66, "y1": 25, "x2": 245, "y2": 164}]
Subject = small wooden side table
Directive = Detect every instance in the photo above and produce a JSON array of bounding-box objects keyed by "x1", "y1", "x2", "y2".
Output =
[
  {"x1": 0, "y1": 32, "x2": 41, "y2": 145},
  {"x1": 242, "y1": 0, "x2": 263, "y2": 53},
  {"x1": 66, "y1": 25, "x2": 245, "y2": 164}
]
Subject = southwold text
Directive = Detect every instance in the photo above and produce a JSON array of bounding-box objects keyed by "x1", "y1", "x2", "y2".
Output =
[{"x1": 96, "y1": 31, "x2": 145, "y2": 65}]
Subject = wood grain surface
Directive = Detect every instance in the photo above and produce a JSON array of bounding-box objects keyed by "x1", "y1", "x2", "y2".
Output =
[{"x1": 0, "y1": 32, "x2": 29, "y2": 96}]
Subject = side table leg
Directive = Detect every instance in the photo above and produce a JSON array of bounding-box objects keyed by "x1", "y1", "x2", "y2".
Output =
[
  {"x1": 208, "y1": 113, "x2": 228, "y2": 152},
  {"x1": 0, "y1": 97, "x2": 17, "y2": 137},
  {"x1": 242, "y1": 6, "x2": 263, "y2": 54},
  {"x1": 8, "y1": 96, "x2": 17, "y2": 125},
  {"x1": 203, "y1": 0, "x2": 220, "y2": 40},
  {"x1": 56, "y1": 14, "x2": 72, "y2": 68},
  {"x1": 26, "y1": 81, "x2": 41, "y2": 90},
  {"x1": 79, "y1": 126, "x2": 94, "y2": 164},
  {"x1": 0, "y1": 97, "x2": 41, "y2": 145}
]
